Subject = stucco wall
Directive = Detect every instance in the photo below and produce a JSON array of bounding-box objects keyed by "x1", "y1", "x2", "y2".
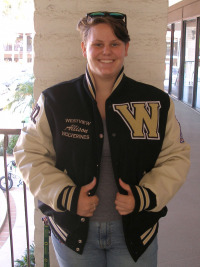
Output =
[{"x1": 33, "y1": 1, "x2": 168, "y2": 266}]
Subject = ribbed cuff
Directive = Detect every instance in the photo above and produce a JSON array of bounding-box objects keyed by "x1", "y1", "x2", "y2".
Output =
[
  {"x1": 131, "y1": 185, "x2": 157, "y2": 213},
  {"x1": 57, "y1": 186, "x2": 81, "y2": 213}
]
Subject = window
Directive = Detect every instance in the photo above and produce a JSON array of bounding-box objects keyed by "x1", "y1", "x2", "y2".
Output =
[
  {"x1": 171, "y1": 22, "x2": 181, "y2": 98},
  {"x1": 183, "y1": 19, "x2": 196, "y2": 106},
  {"x1": 197, "y1": 35, "x2": 200, "y2": 111},
  {"x1": 27, "y1": 34, "x2": 32, "y2": 52},
  {"x1": 166, "y1": 5, "x2": 200, "y2": 113},
  {"x1": 164, "y1": 25, "x2": 172, "y2": 92},
  {"x1": 14, "y1": 33, "x2": 23, "y2": 52}
]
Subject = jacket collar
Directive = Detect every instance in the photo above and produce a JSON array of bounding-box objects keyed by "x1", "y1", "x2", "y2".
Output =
[{"x1": 85, "y1": 65, "x2": 124, "y2": 100}]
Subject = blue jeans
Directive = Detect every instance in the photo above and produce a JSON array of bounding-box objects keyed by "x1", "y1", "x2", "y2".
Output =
[{"x1": 51, "y1": 220, "x2": 158, "y2": 267}]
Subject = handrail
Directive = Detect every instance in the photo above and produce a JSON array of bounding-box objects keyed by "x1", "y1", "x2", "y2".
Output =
[
  {"x1": 0, "y1": 129, "x2": 31, "y2": 267},
  {"x1": 0, "y1": 129, "x2": 21, "y2": 135}
]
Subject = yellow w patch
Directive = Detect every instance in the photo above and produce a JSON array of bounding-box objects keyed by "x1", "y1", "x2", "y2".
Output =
[{"x1": 113, "y1": 102, "x2": 161, "y2": 139}]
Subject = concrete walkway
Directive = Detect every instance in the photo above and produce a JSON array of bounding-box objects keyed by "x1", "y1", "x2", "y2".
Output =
[
  {"x1": 0, "y1": 187, "x2": 34, "y2": 267},
  {"x1": 158, "y1": 98, "x2": 200, "y2": 267},
  {"x1": 0, "y1": 190, "x2": 7, "y2": 233}
]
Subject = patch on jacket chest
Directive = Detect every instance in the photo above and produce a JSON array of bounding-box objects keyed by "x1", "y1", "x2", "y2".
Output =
[
  {"x1": 113, "y1": 101, "x2": 161, "y2": 140},
  {"x1": 62, "y1": 118, "x2": 91, "y2": 140}
]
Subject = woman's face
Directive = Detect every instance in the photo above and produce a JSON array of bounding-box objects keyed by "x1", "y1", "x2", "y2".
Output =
[{"x1": 81, "y1": 23, "x2": 129, "y2": 82}]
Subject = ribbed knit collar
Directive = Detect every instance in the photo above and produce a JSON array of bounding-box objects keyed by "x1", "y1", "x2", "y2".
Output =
[{"x1": 85, "y1": 65, "x2": 124, "y2": 99}]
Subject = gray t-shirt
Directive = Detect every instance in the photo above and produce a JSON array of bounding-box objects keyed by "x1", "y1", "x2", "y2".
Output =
[{"x1": 91, "y1": 120, "x2": 121, "y2": 222}]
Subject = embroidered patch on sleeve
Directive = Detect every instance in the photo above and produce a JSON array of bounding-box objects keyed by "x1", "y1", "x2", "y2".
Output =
[
  {"x1": 30, "y1": 103, "x2": 40, "y2": 124},
  {"x1": 176, "y1": 118, "x2": 185, "y2": 143}
]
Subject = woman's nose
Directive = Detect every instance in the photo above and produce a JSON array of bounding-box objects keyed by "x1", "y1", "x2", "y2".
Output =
[{"x1": 103, "y1": 45, "x2": 111, "y2": 55}]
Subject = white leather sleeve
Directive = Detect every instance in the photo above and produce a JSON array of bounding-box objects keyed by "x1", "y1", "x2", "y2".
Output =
[
  {"x1": 139, "y1": 98, "x2": 190, "y2": 212},
  {"x1": 14, "y1": 94, "x2": 76, "y2": 212}
]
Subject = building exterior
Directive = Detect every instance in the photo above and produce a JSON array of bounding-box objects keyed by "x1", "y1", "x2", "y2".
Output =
[
  {"x1": 169, "y1": 0, "x2": 184, "y2": 6},
  {"x1": 5, "y1": 0, "x2": 200, "y2": 265},
  {"x1": 166, "y1": 0, "x2": 200, "y2": 112},
  {"x1": 2, "y1": 32, "x2": 33, "y2": 63},
  {"x1": 0, "y1": 1, "x2": 34, "y2": 65}
]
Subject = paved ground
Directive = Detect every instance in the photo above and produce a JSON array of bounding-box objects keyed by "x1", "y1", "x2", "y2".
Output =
[
  {"x1": 158, "y1": 98, "x2": 200, "y2": 267},
  {"x1": 0, "y1": 186, "x2": 34, "y2": 266}
]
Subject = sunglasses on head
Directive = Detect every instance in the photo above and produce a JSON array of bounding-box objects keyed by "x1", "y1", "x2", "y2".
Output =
[{"x1": 87, "y1": 11, "x2": 127, "y2": 27}]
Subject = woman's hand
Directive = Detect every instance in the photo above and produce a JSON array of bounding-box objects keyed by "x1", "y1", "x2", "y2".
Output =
[
  {"x1": 77, "y1": 178, "x2": 99, "y2": 217},
  {"x1": 115, "y1": 178, "x2": 135, "y2": 215}
]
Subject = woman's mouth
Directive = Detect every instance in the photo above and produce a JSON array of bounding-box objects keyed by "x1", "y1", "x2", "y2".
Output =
[{"x1": 99, "y1": 60, "x2": 114, "y2": 64}]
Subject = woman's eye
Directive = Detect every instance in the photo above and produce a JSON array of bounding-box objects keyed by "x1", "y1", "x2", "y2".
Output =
[
  {"x1": 94, "y1": 43, "x2": 102, "y2": 47},
  {"x1": 112, "y1": 43, "x2": 119, "y2": 47}
]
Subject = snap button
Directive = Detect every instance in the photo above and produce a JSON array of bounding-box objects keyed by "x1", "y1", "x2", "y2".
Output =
[
  {"x1": 78, "y1": 240, "x2": 82, "y2": 244},
  {"x1": 76, "y1": 247, "x2": 80, "y2": 252},
  {"x1": 112, "y1": 133, "x2": 116, "y2": 137},
  {"x1": 81, "y1": 218, "x2": 85, "y2": 222},
  {"x1": 99, "y1": 133, "x2": 104, "y2": 139}
]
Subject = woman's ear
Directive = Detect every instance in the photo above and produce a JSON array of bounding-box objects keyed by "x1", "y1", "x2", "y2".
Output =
[{"x1": 81, "y1": 41, "x2": 87, "y2": 58}]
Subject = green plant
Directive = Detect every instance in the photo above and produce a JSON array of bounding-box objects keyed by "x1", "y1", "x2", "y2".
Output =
[
  {"x1": 7, "y1": 135, "x2": 19, "y2": 155},
  {"x1": 15, "y1": 243, "x2": 35, "y2": 267},
  {"x1": 0, "y1": 135, "x2": 19, "y2": 156},
  {"x1": 3, "y1": 75, "x2": 34, "y2": 114},
  {"x1": 0, "y1": 138, "x2": 3, "y2": 156}
]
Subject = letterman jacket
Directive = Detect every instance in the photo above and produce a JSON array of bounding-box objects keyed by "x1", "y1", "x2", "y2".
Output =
[{"x1": 14, "y1": 68, "x2": 190, "y2": 262}]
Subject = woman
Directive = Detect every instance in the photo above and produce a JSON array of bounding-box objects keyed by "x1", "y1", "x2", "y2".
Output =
[{"x1": 14, "y1": 12, "x2": 190, "y2": 267}]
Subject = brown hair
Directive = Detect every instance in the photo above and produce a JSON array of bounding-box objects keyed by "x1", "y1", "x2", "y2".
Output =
[{"x1": 77, "y1": 15, "x2": 130, "y2": 44}]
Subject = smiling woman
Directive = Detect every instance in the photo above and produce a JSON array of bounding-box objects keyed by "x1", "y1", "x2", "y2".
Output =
[
  {"x1": 81, "y1": 24, "x2": 129, "y2": 92},
  {"x1": 14, "y1": 10, "x2": 190, "y2": 267},
  {"x1": 77, "y1": 15, "x2": 130, "y2": 119}
]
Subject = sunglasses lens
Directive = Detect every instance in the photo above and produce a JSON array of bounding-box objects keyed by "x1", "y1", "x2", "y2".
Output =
[
  {"x1": 109, "y1": 13, "x2": 125, "y2": 19},
  {"x1": 89, "y1": 12, "x2": 106, "y2": 17},
  {"x1": 87, "y1": 12, "x2": 126, "y2": 25},
  {"x1": 87, "y1": 11, "x2": 127, "y2": 24}
]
